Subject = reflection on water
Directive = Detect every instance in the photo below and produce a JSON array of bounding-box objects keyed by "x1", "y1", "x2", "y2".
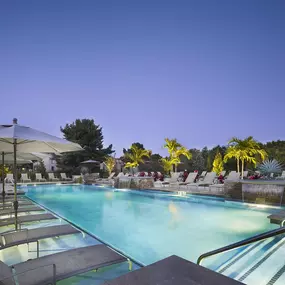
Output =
[
  {"x1": 168, "y1": 202, "x2": 178, "y2": 215},
  {"x1": 105, "y1": 192, "x2": 114, "y2": 200},
  {"x1": 168, "y1": 202, "x2": 181, "y2": 230}
]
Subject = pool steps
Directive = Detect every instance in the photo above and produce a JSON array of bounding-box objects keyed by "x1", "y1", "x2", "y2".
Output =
[{"x1": 215, "y1": 235, "x2": 285, "y2": 284}]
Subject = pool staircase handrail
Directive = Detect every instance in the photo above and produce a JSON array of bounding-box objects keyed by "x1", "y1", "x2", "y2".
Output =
[{"x1": 197, "y1": 226, "x2": 285, "y2": 265}]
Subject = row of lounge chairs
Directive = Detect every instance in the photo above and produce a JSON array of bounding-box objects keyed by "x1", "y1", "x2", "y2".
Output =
[
  {"x1": 0, "y1": 197, "x2": 131, "y2": 285},
  {"x1": 154, "y1": 171, "x2": 243, "y2": 189},
  {"x1": 5, "y1": 173, "x2": 72, "y2": 183}
]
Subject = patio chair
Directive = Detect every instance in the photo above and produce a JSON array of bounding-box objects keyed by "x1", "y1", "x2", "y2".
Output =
[
  {"x1": 170, "y1": 172, "x2": 198, "y2": 187},
  {"x1": 60, "y1": 173, "x2": 72, "y2": 181},
  {"x1": 35, "y1": 173, "x2": 46, "y2": 182},
  {"x1": 276, "y1": 171, "x2": 285, "y2": 180},
  {"x1": 187, "y1": 172, "x2": 216, "y2": 189},
  {"x1": 98, "y1": 172, "x2": 115, "y2": 181},
  {"x1": 0, "y1": 206, "x2": 45, "y2": 218},
  {"x1": 98, "y1": 173, "x2": 116, "y2": 185},
  {"x1": 1, "y1": 200, "x2": 34, "y2": 209},
  {"x1": 154, "y1": 172, "x2": 180, "y2": 187},
  {"x1": 5, "y1": 174, "x2": 14, "y2": 183},
  {"x1": 0, "y1": 213, "x2": 57, "y2": 228},
  {"x1": 0, "y1": 244, "x2": 129, "y2": 285},
  {"x1": 48, "y1": 173, "x2": 59, "y2": 182},
  {"x1": 3, "y1": 184, "x2": 25, "y2": 195},
  {"x1": 198, "y1": 171, "x2": 207, "y2": 181},
  {"x1": 20, "y1": 174, "x2": 31, "y2": 183},
  {"x1": 209, "y1": 171, "x2": 240, "y2": 192},
  {"x1": 226, "y1": 171, "x2": 240, "y2": 181},
  {"x1": 0, "y1": 224, "x2": 80, "y2": 257}
]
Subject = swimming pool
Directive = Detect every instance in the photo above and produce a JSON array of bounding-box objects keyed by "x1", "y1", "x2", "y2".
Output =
[{"x1": 25, "y1": 184, "x2": 278, "y2": 267}]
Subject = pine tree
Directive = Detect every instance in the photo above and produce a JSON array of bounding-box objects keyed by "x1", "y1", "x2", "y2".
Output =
[{"x1": 57, "y1": 119, "x2": 114, "y2": 174}]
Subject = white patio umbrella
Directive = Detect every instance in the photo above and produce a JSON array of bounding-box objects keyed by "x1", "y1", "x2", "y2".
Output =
[
  {"x1": 0, "y1": 118, "x2": 82, "y2": 229},
  {"x1": 80, "y1": 160, "x2": 100, "y2": 164}
]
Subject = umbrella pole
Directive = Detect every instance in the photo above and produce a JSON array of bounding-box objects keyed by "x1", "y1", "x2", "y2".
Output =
[
  {"x1": 13, "y1": 139, "x2": 18, "y2": 230},
  {"x1": 2, "y1": 152, "x2": 4, "y2": 196}
]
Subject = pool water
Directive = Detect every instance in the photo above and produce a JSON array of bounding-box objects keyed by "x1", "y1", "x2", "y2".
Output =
[{"x1": 25, "y1": 185, "x2": 278, "y2": 266}]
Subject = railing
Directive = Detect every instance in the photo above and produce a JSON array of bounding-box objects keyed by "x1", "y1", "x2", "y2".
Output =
[{"x1": 197, "y1": 226, "x2": 285, "y2": 265}]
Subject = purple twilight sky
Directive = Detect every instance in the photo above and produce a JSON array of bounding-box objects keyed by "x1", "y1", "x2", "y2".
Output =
[{"x1": 0, "y1": 0, "x2": 284, "y2": 156}]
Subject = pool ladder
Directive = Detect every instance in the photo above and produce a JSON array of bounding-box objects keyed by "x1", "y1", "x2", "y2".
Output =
[{"x1": 197, "y1": 226, "x2": 285, "y2": 265}]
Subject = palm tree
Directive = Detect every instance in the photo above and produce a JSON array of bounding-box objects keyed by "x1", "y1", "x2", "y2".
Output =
[
  {"x1": 163, "y1": 138, "x2": 182, "y2": 157},
  {"x1": 224, "y1": 136, "x2": 267, "y2": 179},
  {"x1": 163, "y1": 138, "x2": 192, "y2": 172},
  {"x1": 224, "y1": 146, "x2": 241, "y2": 173},
  {"x1": 105, "y1": 156, "x2": 116, "y2": 174},
  {"x1": 160, "y1": 157, "x2": 180, "y2": 175},
  {"x1": 124, "y1": 145, "x2": 151, "y2": 173}
]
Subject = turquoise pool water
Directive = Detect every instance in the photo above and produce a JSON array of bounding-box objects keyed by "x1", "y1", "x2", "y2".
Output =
[{"x1": 25, "y1": 185, "x2": 278, "y2": 266}]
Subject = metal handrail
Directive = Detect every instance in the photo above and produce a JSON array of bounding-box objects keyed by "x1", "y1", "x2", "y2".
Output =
[{"x1": 197, "y1": 226, "x2": 285, "y2": 265}]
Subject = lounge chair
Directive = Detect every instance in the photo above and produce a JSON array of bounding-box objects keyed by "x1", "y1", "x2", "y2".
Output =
[
  {"x1": 0, "y1": 196, "x2": 26, "y2": 203},
  {"x1": 1, "y1": 200, "x2": 34, "y2": 209},
  {"x1": 276, "y1": 171, "x2": 285, "y2": 180},
  {"x1": 0, "y1": 224, "x2": 79, "y2": 257},
  {"x1": 48, "y1": 173, "x2": 59, "y2": 182},
  {"x1": 187, "y1": 172, "x2": 216, "y2": 189},
  {"x1": 0, "y1": 244, "x2": 128, "y2": 285},
  {"x1": 20, "y1": 174, "x2": 31, "y2": 183},
  {"x1": 3, "y1": 184, "x2": 25, "y2": 195},
  {"x1": 116, "y1": 172, "x2": 124, "y2": 178},
  {"x1": 170, "y1": 172, "x2": 198, "y2": 187},
  {"x1": 98, "y1": 172, "x2": 115, "y2": 181},
  {"x1": 107, "y1": 172, "x2": 115, "y2": 180},
  {"x1": 35, "y1": 173, "x2": 46, "y2": 182},
  {"x1": 199, "y1": 171, "x2": 207, "y2": 181},
  {"x1": 0, "y1": 213, "x2": 57, "y2": 228},
  {"x1": 60, "y1": 173, "x2": 72, "y2": 181},
  {"x1": 209, "y1": 171, "x2": 240, "y2": 192},
  {"x1": 154, "y1": 172, "x2": 180, "y2": 187},
  {"x1": 226, "y1": 171, "x2": 240, "y2": 181},
  {"x1": 5, "y1": 174, "x2": 14, "y2": 183},
  {"x1": 104, "y1": 255, "x2": 242, "y2": 285},
  {"x1": 0, "y1": 206, "x2": 45, "y2": 218}
]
